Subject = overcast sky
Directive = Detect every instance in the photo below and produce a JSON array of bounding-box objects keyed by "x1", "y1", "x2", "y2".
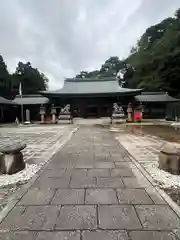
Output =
[{"x1": 0, "y1": 1, "x2": 179, "y2": 89}]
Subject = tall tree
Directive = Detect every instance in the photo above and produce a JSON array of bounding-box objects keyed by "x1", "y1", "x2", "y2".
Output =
[
  {"x1": 13, "y1": 61, "x2": 48, "y2": 95},
  {"x1": 100, "y1": 56, "x2": 124, "y2": 76},
  {"x1": 0, "y1": 55, "x2": 11, "y2": 98}
]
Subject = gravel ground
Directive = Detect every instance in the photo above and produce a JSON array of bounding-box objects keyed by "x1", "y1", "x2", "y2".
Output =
[{"x1": 114, "y1": 126, "x2": 180, "y2": 206}]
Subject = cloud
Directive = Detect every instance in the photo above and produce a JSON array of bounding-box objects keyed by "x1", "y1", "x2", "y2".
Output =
[{"x1": 0, "y1": 0, "x2": 179, "y2": 89}]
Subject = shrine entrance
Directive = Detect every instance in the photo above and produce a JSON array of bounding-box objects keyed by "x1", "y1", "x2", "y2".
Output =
[{"x1": 87, "y1": 105, "x2": 98, "y2": 118}]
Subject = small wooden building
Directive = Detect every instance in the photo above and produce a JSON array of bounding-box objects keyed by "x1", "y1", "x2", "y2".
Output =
[
  {"x1": 135, "y1": 92, "x2": 179, "y2": 119},
  {"x1": 13, "y1": 95, "x2": 49, "y2": 122}
]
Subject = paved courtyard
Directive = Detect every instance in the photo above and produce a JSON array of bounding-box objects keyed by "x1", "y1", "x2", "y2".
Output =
[
  {"x1": 0, "y1": 126, "x2": 180, "y2": 239},
  {"x1": 0, "y1": 125, "x2": 76, "y2": 209}
]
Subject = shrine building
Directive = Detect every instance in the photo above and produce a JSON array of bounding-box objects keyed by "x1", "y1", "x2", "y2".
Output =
[
  {"x1": 11, "y1": 77, "x2": 179, "y2": 122},
  {"x1": 40, "y1": 77, "x2": 142, "y2": 118}
]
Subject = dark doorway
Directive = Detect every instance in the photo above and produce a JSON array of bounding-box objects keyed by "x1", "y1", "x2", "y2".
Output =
[{"x1": 87, "y1": 105, "x2": 98, "y2": 118}]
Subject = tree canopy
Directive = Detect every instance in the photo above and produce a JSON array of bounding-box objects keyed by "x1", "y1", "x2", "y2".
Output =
[
  {"x1": 0, "y1": 56, "x2": 49, "y2": 99},
  {"x1": 123, "y1": 8, "x2": 180, "y2": 96},
  {"x1": 75, "y1": 8, "x2": 180, "y2": 97}
]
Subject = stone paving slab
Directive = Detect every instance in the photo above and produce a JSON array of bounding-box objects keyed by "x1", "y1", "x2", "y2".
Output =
[
  {"x1": 82, "y1": 230, "x2": 129, "y2": 240},
  {"x1": 0, "y1": 126, "x2": 180, "y2": 239},
  {"x1": 17, "y1": 188, "x2": 55, "y2": 205},
  {"x1": 70, "y1": 176, "x2": 97, "y2": 188},
  {"x1": 55, "y1": 205, "x2": 97, "y2": 230},
  {"x1": 98, "y1": 205, "x2": 142, "y2": 230},
  {"x1": 51, "y1": 189, "x2": 85, "y2": 205},
  {"x1": 111, "y1": 168, "x2": 135, "y2": 177},
  {"x1": 129, "y1": 231, "x2": 178, "y2": 240},
  {"x1": 0, "y1": 205, "x2": 60, "y2": 231},
  {"x1": 33, "y1": 176, "x2": 71, "y2": 188},
  {"x1": 97, "y1": 177, "x2": 124, "y2": 188},
  {"x1": 87, "y1": 169, "x2": 110, "y2": 177},
  {"x1": 116, "y1": 189, "x2": 154, "y2": 204},
  {"x1": 85, "y1": 189, "x2": 118, "y2": 204},
  {"x1": 0, "y1": 231, "x2": 37, "y2": 240},
  {"x1": 135, "y1": 205, "x2": 180, "y2": 230}
]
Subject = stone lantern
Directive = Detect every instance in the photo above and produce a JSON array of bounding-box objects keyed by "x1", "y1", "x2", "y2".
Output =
[
  {"x1": 127, "y1": 102, "x2": 133, "y2": 122},
  {"x1": 40, "y1": 105, "x2": 46, "y2": 123},
  {"x1": 51, "y1": 104, "x2": 57, "y2": 123}
]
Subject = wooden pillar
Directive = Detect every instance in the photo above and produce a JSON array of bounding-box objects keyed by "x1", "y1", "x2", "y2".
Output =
[{"x1": 0, "y1": 106, "x2": 4, "y2": 122}]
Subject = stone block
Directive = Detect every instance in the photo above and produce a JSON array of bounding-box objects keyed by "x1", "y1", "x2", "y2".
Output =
[
  {"x1": 55, "y1": 205, "x2": 97, "y2": 230},
  {"x1": 85, "y1": 189, "x2": 118, "y2": 204},
  {"x1": 87, "y1": 169, "x2": 110, "y2": 177},
  {"x1": 0, "y1": 206, "x2": 60, "y2": 231},
  {"x1": 111, "y1": 168, "x2": 135, "y2": 177},
  {"x1": 35, "y1": 231, "x2": 80, "y2": 240},
  {"x1": 0, "y1": 231, "x2": 37, "y2": 240},
  {"x1": 82, "y1": 230, "x2": 129, "y2": 240},
  {"x1": 117, "y1": 189, "x2": 153, "y2": 204},
  {"x1": 98, "y1": 205, "x2": 141, "y2": 230},
  {"x1": 129, "y1": 231, "x2": 178, "y2": 240},
  {"x1": 51, "y1": 189, "x2": 85, "y2": 204},
  {"x1": 159, "y1": 143, "x2": 180, "y2": 175},
  {"x1": 97, "y1": 177, "x2": 124, "y2": 188},
  {"x1": 70, "y1": 176, "x2": 97, "y2": 188},
  {"x1": 17, "y1": 188, "x2": 55, "y2": 205},
  {"x1": 135, "y1": 205, "x2": 180, "y2": 230},
  {"x1": 33, "y1": 176, "x2": 71, "y2": 189}
]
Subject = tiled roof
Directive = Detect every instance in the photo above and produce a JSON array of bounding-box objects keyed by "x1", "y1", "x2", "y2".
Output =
[
  {"x1": 13, "y1": 95, "x2": 49, "y2": 105},
  {"x1": 135, "y1": 92, "x2": 179, "y2": 103},
  {"x1": 41, "y1": 78, "x2": 142, "y2": 95},
  {"x1": 0, "y1": 96, "x2": 14, "y2": 105}
]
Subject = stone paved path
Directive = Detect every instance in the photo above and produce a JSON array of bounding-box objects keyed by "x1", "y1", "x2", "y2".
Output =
[{"x1": 0, "y1": 127, "x2": 180, "y2": 239}]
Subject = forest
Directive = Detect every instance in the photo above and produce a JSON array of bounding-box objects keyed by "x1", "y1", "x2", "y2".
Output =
[{"x1": 76, "y1": 8, "x2": 180, "y2": 97}]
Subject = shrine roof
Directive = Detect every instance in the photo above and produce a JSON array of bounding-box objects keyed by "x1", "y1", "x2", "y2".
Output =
[
  {"x1": 135, "y1": 92, "x2": 179, "y2": 103},
  {"x1": 13, "y1": 94, "x2": 49, "y2": 105},
  {"x1": 0, "y1": 96, "x2": 14, "y2": 105},
  {"x1": 41, "y1": 77, "x2": 142, "y2": 96}
]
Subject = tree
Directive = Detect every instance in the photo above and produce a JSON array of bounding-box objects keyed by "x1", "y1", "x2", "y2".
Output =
[
  {"x1": 13, "y1": 61, "x2": 48, "y2": 95},
  {"x1": 123, "y1": 7, "x2": 180, "y2": 96},
  {"x1": 0, "y1": 55, "x2": 11, "y2": 98},
  {"x1": 76, "y1": 71, "x2": 89, "y2": 79},
  {"x1": 100, "y1": 56, "x2": 124, "y2": 76},
  {"x1": 175, "y1": 8, "x2": 180, "y2": 19}
]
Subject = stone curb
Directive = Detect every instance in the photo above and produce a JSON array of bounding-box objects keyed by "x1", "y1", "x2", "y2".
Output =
[
  {"x1": 115, "y1": 136, "x2": 180, "y2": 219},
  {"x1": 0, "y1": 127, "x2": 78, "y2": 224}
]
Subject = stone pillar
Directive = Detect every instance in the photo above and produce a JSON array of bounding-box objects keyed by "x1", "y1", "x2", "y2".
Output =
[
  {"x1": 25, "y1": 109, "x2": 30, "y2": 124},
  {"x1": 127, "y1": 102, "x2": 133, "y2": 122},
  {"x1": 51, "y1": 105, "x2": 56, "y2": 123},
  {"x1": 41, "y1": 114, "x2": 44, "y2": 123},
  {"x1": 40, "y1": 106, "x2": 46, "y2": 123},
  {"x1": 52, "y1": 114, "x2": 56, "y2": 123}
]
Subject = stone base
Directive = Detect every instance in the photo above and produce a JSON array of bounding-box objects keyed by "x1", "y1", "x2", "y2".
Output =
[
  {"x1": 158, "y1": 143, "x2": 180, "y2": 175},
  {"x1": 0, "y1": 152, "x2": 25, "y2": 175}
]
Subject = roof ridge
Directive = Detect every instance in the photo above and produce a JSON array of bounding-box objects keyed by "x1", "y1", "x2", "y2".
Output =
[{"x1": 65, "y1": 77, "x2": 117, "y2": 82}]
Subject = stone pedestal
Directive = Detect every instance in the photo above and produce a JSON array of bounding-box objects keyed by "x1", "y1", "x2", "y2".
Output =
[
  {"x1": 41, "y1": 114, "x2": 45, "y2": 123},
  {"x1": 52, "y1": 114, "x2": 56, "y2": 123},
  {"x1": 0, "y1": 143, "x2": 26, "y2": 175},
  {"x1": 24, "y1": 109, "x2": 30, "y2": 124},
  {"x1": 127, "y1": 113, "x2": 132, "y2": 122},
  {"x1": 158, "y1": 143, "x2": 180, "y2": 175},
  {"x1": 127, "y1": 103, "x2": 133, "y2": 122}
]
